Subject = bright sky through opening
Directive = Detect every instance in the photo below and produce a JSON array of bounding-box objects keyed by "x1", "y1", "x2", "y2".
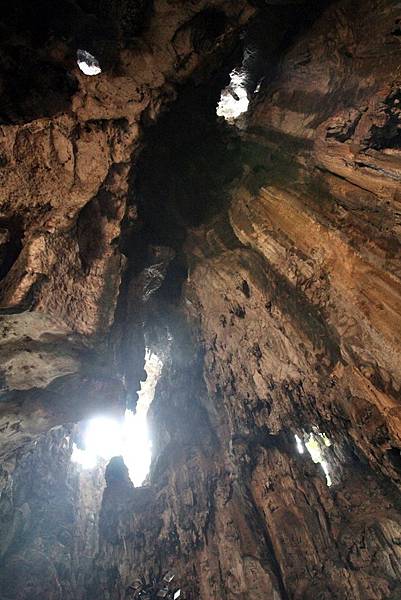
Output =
[
  {"x1": 72, "y1": 351, "x2": 163, "y2": 486},
  {"x1": 295, "y1": 431, "x2": 332, "y2": 486},
  {"x1": 77, "y1": 49, "x2": 102, "y2": 76},
  {"x1": 216, "y1": 68, "x2": 249, "y2": 121}
]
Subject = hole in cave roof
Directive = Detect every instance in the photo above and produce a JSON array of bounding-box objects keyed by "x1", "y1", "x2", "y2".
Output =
[
  {"x1": 295, "y1": 429, "x2": 332, "y2": 486},
  {"x1": 71, "y1": 349, "x2": 163, "y2": 486},
  {"x1": 77, "y1": 49, "x2": 102, "y2": 76},
  {"x1": 217, "y1": 68, "x2": 250, "y2": 123}
]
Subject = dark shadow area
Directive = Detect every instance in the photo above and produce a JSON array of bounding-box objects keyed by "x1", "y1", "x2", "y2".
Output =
[
  {"x1": 0, "y1": 0, "x2": 153, "y2": 123},
  {"x1": 133, "y1": 79, "x2": 243, "y2": 250},
  {"x1": 243, "y1": 0, "x2": 335, "y2": 96},
  {"x1": 0, "y1": 216, "x2": 23, "y2": 281}
]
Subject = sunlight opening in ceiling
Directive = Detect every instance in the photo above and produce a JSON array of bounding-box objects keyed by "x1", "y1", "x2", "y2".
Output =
[
  {"x1": 71, "y1": 350, "x2": 163, "y2": 486},
  {"x1": 295, "y1": 430, "x2": 332, "y2": 486},
  {"x1": 77, "y1": 49, "x2": 102, "y2": 76},
  {"x1": 216, "y1": 68, "x2": 249, "y2": 122}
]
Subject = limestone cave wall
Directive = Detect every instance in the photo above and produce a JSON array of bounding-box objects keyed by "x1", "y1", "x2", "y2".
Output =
[{"x1": 1, "y1": 1, "x2": 401, "y2": 599}]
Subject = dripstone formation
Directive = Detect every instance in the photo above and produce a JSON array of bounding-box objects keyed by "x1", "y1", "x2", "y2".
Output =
[{"x1": 1, "y1": 1, "x2": 401, "y2": 599}]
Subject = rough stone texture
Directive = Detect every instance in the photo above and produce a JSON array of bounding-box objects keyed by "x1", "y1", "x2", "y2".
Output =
[
  {"x1": 2, "y1": 1, "x2": 401, "y2": 599},
  {"x1": 88, "y1": 2, "x2": 401, "y2": 600},
  {"x1": 229, "y1": 0, "x2": 401, "y2": 484},
  {"x1": 0, "y1": 0, "x2": 253, "y2": 455},
  {"x1": 0, "y1": 428, "x2": 104, "y2": 600},
  {"x1": 90, "y1": 327, "x2": 401, "y2": 600}
]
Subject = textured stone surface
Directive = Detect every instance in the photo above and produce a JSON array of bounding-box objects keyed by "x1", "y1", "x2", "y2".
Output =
[
  {"x1": 0, "y1": 0, "x2": 253, "y2": 456},
  {"x1": 88, "y1": 2, "x2": 401, "y2": 599},
  {"x1": 2, "y1": 1, "x2": 401, "y2": 599},
  {"x1": 0, "y1": 428, "x2": 104, "y2": 600}
]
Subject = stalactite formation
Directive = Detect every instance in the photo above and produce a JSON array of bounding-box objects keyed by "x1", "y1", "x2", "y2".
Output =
[{"x1": 1, "y1": 1, "x2": 401, "y2": 599}]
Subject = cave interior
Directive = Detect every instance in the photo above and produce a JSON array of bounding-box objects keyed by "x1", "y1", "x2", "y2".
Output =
[{"x1": 1, "y1": 0, "x2": 401, "y2": 599}]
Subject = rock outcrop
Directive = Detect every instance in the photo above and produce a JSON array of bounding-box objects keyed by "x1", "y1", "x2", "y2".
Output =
[{"x1": 89, "y1": 1, "x2": 401, "y2": 599}]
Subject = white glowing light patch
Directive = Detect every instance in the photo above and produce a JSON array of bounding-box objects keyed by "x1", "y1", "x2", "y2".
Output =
[
  {"x1": 71, "y1": 444, "x2": 97, "y2": 469},
  {"x1": 295, "y1": 434, "x2": 304, "y2": 454},
  {"x1": 77, "y1": 49, "x2": 102, "y2": 76},
  {"x1": 295, "y1": 430, "x2": 332, "y2": 486},
  {"x1": 71, "y1": 351, "x2": 163, "y2": 486},
  {"x1": 216, "y1": 69, "x2": 249, "y2": 122},
  {"x1": 305, "y1": 432, "x2": 332, "y2": 486}
]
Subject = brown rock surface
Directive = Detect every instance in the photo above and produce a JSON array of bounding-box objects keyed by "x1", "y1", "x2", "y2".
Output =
[
  {"x1": 0, "y1": 0, "x2": 253, "y2": 452},
  {"x1": 2, "y1": 1, "x2": 401, "y2": 599}
]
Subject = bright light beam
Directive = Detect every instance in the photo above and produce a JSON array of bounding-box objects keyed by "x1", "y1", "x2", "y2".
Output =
[
  {"x1": 71, "y1": 351, "x2": 163, "y2": 487},
  {"x1": 216, "y1": 68, "x2": 249, "y2": 122}
]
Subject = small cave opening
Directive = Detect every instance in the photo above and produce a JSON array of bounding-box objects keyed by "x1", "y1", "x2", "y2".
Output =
[
  {"x1": 76, "y1": 49, "x2": 102, "y2": 76},
  {"x1": 295, "y1": 429, "x2": 333, "y2": 486},
  {"x1": 71, "y1": 349, "x2": 163, "y2": 486},
  {"x1": 215, "y1": 24, "x2": 264, "y2": 125},
  {"x1": 215, "y1": 0, "x2": 335, "y2": 127},
  {"x1": 216, "y1": 66, "x2": 250, "y2": 123}
]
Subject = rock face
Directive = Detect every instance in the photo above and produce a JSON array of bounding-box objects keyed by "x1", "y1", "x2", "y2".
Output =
[
  {"x1": 0, "y1": 0, "x2": 253, "y2": 459},
  {"x1": 2, "y1": 0, "x2": 401, "y2": 599},
  {"x1": 0, "y1": 428, "x2": 104, "y2": 600}
]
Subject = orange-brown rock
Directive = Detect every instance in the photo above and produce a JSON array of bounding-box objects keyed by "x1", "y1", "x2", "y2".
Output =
[{"x1": 2, "y1": 1, "x2": 401, "y2": 600}]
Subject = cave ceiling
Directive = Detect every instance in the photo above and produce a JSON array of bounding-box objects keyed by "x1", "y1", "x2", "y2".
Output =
[{"x1": 1, "y1": 1, "x2": 401, "y2": 599}]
